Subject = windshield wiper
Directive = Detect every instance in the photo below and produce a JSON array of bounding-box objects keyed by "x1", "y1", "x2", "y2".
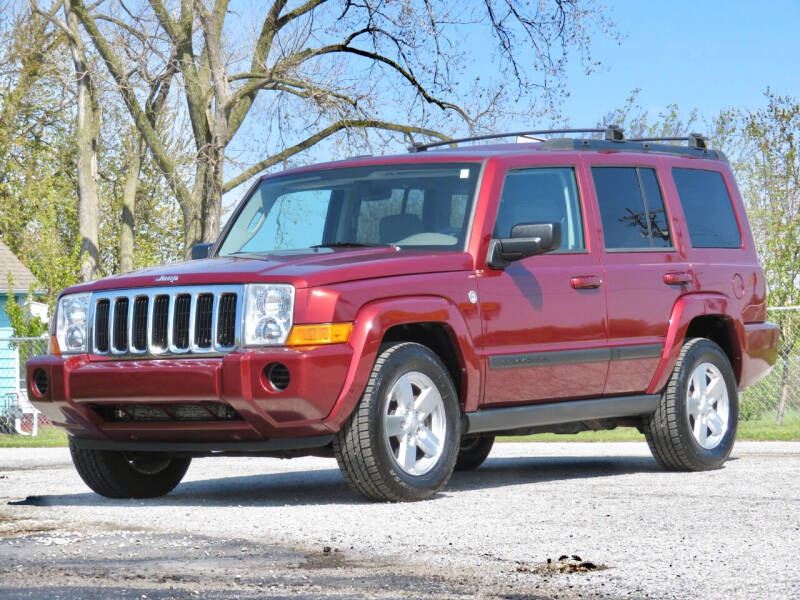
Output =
[{"x1": 311, "y1": 242, "x2": 398, "y2": 249}]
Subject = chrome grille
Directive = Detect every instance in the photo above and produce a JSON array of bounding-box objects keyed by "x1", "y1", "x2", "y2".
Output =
[
  {"x1": 90, "y1": 285, "x2": 243, "y2": 357},
  {"x1": 113, "y1": 297, "x2": 129, "y2": 351},
  {"x1": 95, "y1": 299, "x2": 110, "y2": 352}
]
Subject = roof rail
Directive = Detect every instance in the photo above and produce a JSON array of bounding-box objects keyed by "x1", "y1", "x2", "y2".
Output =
[
  {"x1": 628, "y1": 133, "x2": 709, "y2": 150},
  {"x1": 407, "y1": 125, "x2": 624, "y2": 152},
  {"x1": 408, "y1": 125, "x2": 724, "y2": 160}
]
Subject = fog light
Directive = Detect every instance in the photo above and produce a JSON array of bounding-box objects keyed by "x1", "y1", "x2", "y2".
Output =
[
  {"x1": 265, "y1": 363, "x2": 290, "y2": 391},
  {"x1": 32, "y1": 369, "x2": 49, "y2": 397}
]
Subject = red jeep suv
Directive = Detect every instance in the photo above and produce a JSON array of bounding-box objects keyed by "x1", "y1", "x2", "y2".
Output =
[{"x1": 27, "y1": 127, "x2": 779, "y2": 501}]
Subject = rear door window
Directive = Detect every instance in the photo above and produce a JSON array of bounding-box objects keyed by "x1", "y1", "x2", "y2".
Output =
[
  {"x1": 591, "y1": 167, "x2": 673, "y2": 250},
  {"x1": 672, "y1": 168, "x2": 742, "y2": 248}
]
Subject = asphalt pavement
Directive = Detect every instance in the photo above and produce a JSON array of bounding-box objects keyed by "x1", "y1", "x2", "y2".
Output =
[{"x1": 1, "y1": 441, "x2": 798, "y2": 599}]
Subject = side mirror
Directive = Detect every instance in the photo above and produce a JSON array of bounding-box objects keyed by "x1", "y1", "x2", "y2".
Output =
[
  {"x1": 191, "y1": 242, "x2": 213, "y2": 260},
  {"x1": 487, "y1": 222, "x2": 561, "y2": 269}
]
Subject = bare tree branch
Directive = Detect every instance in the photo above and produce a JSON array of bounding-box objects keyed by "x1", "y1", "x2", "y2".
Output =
[{"x1": 222, "y1": 119, "x2": 451, "y2": 193}]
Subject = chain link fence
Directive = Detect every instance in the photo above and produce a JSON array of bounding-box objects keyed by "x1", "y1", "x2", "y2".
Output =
[
  {"x1": 0, "y1": 309, "x2": 798, "y2": 439},
  {"x1": 740, "y1": 307, "x2": 800, "y2": 427}
]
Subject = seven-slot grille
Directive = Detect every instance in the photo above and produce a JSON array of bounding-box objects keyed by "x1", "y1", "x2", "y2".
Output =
[{"x1": 91, "y1": 285, "x2": 243, "y2": 357}]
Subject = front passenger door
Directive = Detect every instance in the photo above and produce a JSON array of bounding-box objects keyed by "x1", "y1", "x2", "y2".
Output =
[{"x1": 477, "y1": 166, "x2": 608, "y2": 406}]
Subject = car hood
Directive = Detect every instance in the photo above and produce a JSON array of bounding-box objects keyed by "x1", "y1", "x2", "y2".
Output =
[{"x1": 65, "y1": 247, "x2": 475, "y2": 294}]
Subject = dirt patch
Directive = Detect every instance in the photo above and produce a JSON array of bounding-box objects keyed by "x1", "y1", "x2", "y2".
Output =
[
  {"x1": 516, "y1": 555, "x2": 608, "y2": 575},
  {"x1": 0, "y1": 513, "x2": 56, "y2": 538}
]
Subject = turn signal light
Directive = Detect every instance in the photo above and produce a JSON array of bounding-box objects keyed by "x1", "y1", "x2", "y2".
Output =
[
  {"x1": 48, "y1": 334, "x2": 61, "y2": 357},
  {"x1": 286, "y1": 323, "x2": 353, "y2": 346}
]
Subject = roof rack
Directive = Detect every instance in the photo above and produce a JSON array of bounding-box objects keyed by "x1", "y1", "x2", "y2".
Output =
[
  {"x1": 407, "y1": 125, "x2": 624, "y2": 152},
  {"x1": 407, "y1": 126, "x2": 724, "y2": 160},
  {"x1": 628, "y1": 133, "x2": 708, "y2": 150}
]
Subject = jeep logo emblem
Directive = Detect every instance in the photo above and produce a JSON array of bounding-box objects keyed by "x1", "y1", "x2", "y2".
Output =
[{"x1": 154, "y1": 275, "x2": 179, "y2": 283}]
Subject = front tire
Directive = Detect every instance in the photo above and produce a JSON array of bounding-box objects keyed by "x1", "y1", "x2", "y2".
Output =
[
  {"x1": 333, "y1": 342, "x2": 461, "y2": 501},
  {"x1": 69, "y1": 439, "x2": 191, "y2": 498},
  {"x1": 643, "y1": 338, "x2": 738, "y2": 471}
]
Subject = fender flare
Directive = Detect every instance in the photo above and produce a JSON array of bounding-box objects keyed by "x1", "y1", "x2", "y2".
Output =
[
  {"x1": 647, "y1": 293, "x2": 741, "y2": 394},
  {"x1": 323, "y1": 295, "x2": 481, "y2": 431}
]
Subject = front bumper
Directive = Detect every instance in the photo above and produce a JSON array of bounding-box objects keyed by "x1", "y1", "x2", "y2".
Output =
[{"x1": 26, "y1": 344, "x2": 354, "y2": 443}]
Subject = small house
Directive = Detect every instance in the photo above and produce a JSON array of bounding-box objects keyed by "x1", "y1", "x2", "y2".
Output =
[{"x1": 0, "y1": 240, "x2": 43, "y2": 404}]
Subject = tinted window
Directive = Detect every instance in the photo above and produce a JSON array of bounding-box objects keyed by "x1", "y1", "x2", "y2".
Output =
[
  {"x1": 218, "y1": 163, "x2": 480, "y2": 254},
  {"x1": 639, "y1": 169, "x2": 672, "y2": 248},
  {"x1": 592, "y1": 167, "x2": 672, "y2": 249},
  {"x1": 494, "y1": 167, "x2": 585, "y2": 251},
  {"x1": 672, "y1": 168, "x2": 742, "y2": 248}
]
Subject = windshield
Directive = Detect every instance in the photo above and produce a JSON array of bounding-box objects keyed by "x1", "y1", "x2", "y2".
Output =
[{"x1": 217, "y1": 163, "x2": 481, "y2": 256}]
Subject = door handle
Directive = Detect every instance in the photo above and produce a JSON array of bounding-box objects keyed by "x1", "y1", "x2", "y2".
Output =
[
  {"x1": 571, "y1": 275, "x2": 603, "y2": 289},
  {"x1": 663, "y1": 272, "x2": 693, "y2": 285}
]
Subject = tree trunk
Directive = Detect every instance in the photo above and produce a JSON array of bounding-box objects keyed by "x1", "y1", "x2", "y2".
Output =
[
  {"x1": 119, "y1": 138, "x2": 143, "y2": 273},
  {"x1": 201, "y1": 143, "x2": 224, "y2": 244},
  {"x1": 182, "y1": 145, "x2": 224, "y2": 259},
  {"x1": 65, "y1": 0, "x2": 100, "y2": 282}
]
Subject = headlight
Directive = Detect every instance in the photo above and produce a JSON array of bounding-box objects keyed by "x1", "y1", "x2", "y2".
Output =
[
  {"x1": 243, "y1": 284, "x2": 295, "y2": 346},
  {"x1": 56, "y1": 292, "x2": 91, "y2": 354}
]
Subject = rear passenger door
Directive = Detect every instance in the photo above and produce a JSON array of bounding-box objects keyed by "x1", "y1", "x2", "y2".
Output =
[
  {"x1": 589, "y1": 163, "x2": 692, "y2": 395},
  {"x1": 478, "y1": 164, "x2": 608, "y2": 405}
]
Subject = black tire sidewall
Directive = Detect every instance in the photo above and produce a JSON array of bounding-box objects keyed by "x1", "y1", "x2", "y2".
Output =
[
  {"x1": 455, "y1": 434, "x2": 495, "y2": 471},
  {"x1": 368, "y1": 344, "x2": 461, "y2": 497},
  {"x1": 672, "y1": 341, "x2": 739, "y2": 468},
  {"x1": 70, "y1": 439, "x2": 191, "y2": 499}
]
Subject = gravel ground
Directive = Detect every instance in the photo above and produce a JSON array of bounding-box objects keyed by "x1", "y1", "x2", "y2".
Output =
[{"x1": 1, "y1": 441, "x2": 798, "y2": 599}]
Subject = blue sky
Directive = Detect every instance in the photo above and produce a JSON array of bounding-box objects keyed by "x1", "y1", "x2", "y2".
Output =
[
  {"x1": 559, "y1": 0, "x2": 800, "y2": 123},
  {"x1": 223, "y1": 0, "x2": 800, "y2": 210}
]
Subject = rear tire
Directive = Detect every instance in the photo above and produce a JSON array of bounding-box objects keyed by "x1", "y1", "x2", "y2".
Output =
[
  {"x1": 454, "y1": 434, "x2": 495, "y2": 471},
  {"x1": 69, "y1": 439, "x2": 191, "y2": 498},
  {"x1": 643, "y1": 338, "x2": 738, "y2": 471},
  {"x1": 333, "y1": 342, "x2": 461, "y2": 501}
]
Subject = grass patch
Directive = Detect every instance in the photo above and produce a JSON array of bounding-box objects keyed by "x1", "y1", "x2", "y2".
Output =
[
  {"x1": 0, "y1": 427, "x2": 69, "y2": 448},
  {"x1": 0, "y1": 417, "x2": 796, "y2": 449},
  {"x1": 498, "y1": 429, "x2": 646, "y2": 443},
  {"x1": 737, "y1": 415, "x2": 800, "y2": 440},
  {"x1": 499, "y1": 418, "x2": 800, "y2": 443}
]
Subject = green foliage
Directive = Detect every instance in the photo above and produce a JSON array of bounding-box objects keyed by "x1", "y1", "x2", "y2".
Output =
[
  {"x1": 598, "y1": 90, "x2": 700, "y2": 138},
  {"x1": 739, "y1": 91, "x2": 800, "y2": 309},
  {"x1": 4, "y1": 274, "x2": 47, "y2": 338}
]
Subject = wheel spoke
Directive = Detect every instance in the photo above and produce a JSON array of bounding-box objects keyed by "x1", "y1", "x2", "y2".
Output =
[
  {"x1": 687, "y1": 393, "x2": 702, "y2": 418},
  {"x1": 707, "y1": 410, "x2": 725, "y2": 435},
  {"x1": 693, "y1": 370, "x2": 707, "y2": 396},
  {"x1": 706, "y1": 376, "x2": 724, "y2": 403},
  {"x1": 414, "y1": 386, "x2": 441, "y2": 418},
  {"x1": 694, "y1": 415, "x2": 708, "y2": 445},
  {"x1": 385, "y1": 415, "x2": 405, "y2": 438},
  {"x1": 396, "y1": 433, "x2": 414, "y2": 471},
  {"x1": 393, "y1": 378, "x2": 414, "y2": 412},
  {"x1": 416, "y1": 426, "x2": 440, "y2": 457},
  {"x1": 404, "y1": 436, "x2": 417, "y2": 471}
]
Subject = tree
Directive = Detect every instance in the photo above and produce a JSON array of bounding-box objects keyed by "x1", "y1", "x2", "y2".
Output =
[
  {"x1": 69, "y1": 0, "x2": 614, "y2": 254},
  {"x1": 32, "y1": 0, "x2": 102, "y2": 282},
  {"x1": 740, "y1": 92, "x2": 800, "y2": 424},
  {"x1": 4, "y1": 275, "x2": 48, "y2": 338},
  {"x1": 0, "y1": 2, "x2": 82, "y2": 304},
  {"x1": 598, "y1": 89, "x2": 700, "y2": 139},
  {"x1": 1, "y1": 2, "x2": 185, "y2": 301}
]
